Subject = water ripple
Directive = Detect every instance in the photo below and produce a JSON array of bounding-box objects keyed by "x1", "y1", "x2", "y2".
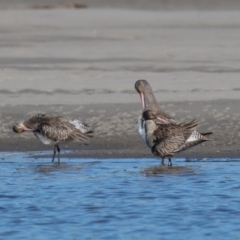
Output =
[{"x1": 0, "y1": 154, "x2": 240, "y2": 239}]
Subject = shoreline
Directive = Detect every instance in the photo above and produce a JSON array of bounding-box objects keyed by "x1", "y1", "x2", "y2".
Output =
[{"x1": 2, "y1": 99, "x2": 240, "y2": 159}]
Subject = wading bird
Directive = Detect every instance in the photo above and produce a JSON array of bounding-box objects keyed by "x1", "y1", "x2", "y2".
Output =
[
  {"x1": 135, "y1": 79, "x2": 212, "y2": 166},
  {"x1": 142, "y1": 110, "x2": 212, "y2": 166},
  {"x1": 13, "y1": 114, "x2": 93, "y2": 164}
]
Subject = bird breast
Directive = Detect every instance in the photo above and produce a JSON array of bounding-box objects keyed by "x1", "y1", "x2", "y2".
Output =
[
  {"x1": 34, "y1": 132, "x2": 55, "y2": 145},
  {"x1": 137, "y1": 116, "x2": 148, "y2": 146}
]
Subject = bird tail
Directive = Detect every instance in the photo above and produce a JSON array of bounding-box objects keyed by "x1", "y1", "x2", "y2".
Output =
[
  {"x1": 200, "y1": 132, "x2": 213, "y2": 140},
  {"x1": 85, "y1": 130, "x2": 94, "y2": 138}
]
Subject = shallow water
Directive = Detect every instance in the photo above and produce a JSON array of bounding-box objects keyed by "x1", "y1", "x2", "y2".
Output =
[{"x1": 1, "y1": 153, "x2": 240, "y2": 239}]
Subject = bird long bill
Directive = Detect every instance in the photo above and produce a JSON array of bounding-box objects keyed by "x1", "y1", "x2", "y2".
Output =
[{"x1": 140, "y1": 92, "x2": 146, "y2": 111}]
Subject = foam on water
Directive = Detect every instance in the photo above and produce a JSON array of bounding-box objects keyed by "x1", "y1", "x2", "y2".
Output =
[{"x1": 0, "y1": 152, "x2": 240, "y2": 239}]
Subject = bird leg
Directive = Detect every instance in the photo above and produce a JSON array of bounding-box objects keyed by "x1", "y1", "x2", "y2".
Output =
[
  {"x1": 168, "y1": 158, "x2": 172, "y2": 168},
  {"x1": 52, "y1": 145, "x2": 57, "y2": 162},
  {"x1": 56, "y1": 144, "x2": 60, "y2": 165},
  {"x1": 161, "y1": 158, "x2": 165, "y2": 165}
]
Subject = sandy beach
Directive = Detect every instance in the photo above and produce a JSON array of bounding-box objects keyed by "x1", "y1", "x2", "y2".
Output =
[{"x1": 1, "y1": 8, "x2": 240, "y2": 158}]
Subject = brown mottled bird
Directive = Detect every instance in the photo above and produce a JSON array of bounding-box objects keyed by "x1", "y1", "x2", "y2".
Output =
[
  {"x1": 135, "y1": 80, "x2": 212, "y2": 166},
  {"x1": 135, "y1": 79, "x2": 176, "y2": 143},
  {"x1": 13, "y1": 114, "x2": 93, "y2": 164},
  {"x1": 142, "y1": 110, "x2": 212, "y2": 166}
]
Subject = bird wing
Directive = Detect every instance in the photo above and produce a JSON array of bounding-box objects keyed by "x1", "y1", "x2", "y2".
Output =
[
  {"x1": 38, "y1": 121, "x2": 90, "y2": 144},
  {"x1": 178, "y1": 119, "x2": 198, "y2": 140},
  {"x1": 157, "y1": 109, "x2": 176, "y2": 122},
  {"x1": 178, "y1": 120, "x2": 212, "y2": 152},
  {"x1": 154, "y1": 114, "x2": 176, "y2": 125},
  {"x1": 151, "y1": 124, "x2": 190, "y2": 157},
  {"x1": 61, "y1": 118, "x2": 90, "y2": 132}
]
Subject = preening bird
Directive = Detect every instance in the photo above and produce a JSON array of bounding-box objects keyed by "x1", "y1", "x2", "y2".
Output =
[
  {"x1": 13, "y1": 114, "x2": 93, "y2": 164},
  {"x1": 135, "y1": 79, "x2": 212, "y2": 166},
  {"x1": 142, "y1": 110, "x2": 212, "y2": 166}
]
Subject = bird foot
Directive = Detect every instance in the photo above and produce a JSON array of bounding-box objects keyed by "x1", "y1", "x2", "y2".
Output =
[{"x1": 168, "y1": 159, "x2": 172, "y2": 168}]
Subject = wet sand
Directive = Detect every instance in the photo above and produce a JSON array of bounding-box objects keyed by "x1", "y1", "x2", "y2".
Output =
[
  {"x1": 1, "y1": 9, "x2": 240, "y2": 159},
  {"x1": 1, "y1": 0, "x2": 240, "y2": 10}
]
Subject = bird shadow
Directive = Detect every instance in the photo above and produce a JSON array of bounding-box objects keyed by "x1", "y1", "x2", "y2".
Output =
[
  {"x1": 141, "y1": 164, "x2": 196, "y2": 177},
  {"x1": 33, "y1": 161, "x2": 99, "y2": 174}
]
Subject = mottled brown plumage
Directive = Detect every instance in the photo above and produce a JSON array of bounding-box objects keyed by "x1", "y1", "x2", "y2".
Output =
[
  {"x1": 135, "y1": 79, "x2": 213, "y2": 166},
  {"x1": 13, "y1": 114, "x2": 93, "y2": 164},
  {"x1": 142, "y1": 110, "x2": 212, "y2": 166}
]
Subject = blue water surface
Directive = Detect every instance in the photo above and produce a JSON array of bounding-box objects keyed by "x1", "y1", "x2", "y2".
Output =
[{"x1": 0, "y1": 152, "x2": 240, "y2": 240}]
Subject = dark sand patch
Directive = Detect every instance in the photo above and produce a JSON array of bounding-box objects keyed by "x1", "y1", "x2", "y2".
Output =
[{"x1": 1, "y1": 0, "x2": 240, "y2": 10}]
